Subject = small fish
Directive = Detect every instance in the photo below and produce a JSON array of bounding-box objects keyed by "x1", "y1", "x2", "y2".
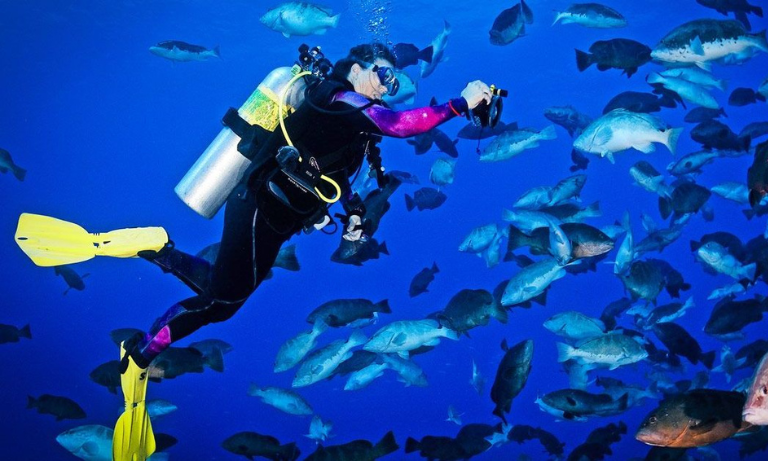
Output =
[
  {"x1": 305, "y1": 415, "x2": 334, "y2": 443},
  {"x1": 489, "y1": 0, "x2": 534, "y2": 46},
  {"x1": 603, "y1": 91, "x2": 676, "y2": 114},
  {"x1": 576, "y1": 38, "x2": 651, "y2": 77},
  {"x1": 405, "y1": 187, "x2": 447, "y2": 211},
  {"x1": 274, "y1": 319, "x2": 328, "y2": 373},
  {"x1": 248, "y1": 385, "x2": 313, "y2": 416},
  {"x1": 537, "y1": 389, "x2": 629, "y2": 421},
  {"x1": 660, "y1": 67, "x2": 728, "y2": 92},
  {"x1": 0, "y1": 148, "x2": 26, "y2": 181},
  {"x1": 552, "y1": 3, "x2": 627, "y2": 28},
  {"x1": 306, "y1": 431, "x2": 398, "y2": 460},
  {"x1": 470, "y1": 359, "x2": 486, "y2": 395},
  {"x1": 364, "y1": 319, "x2": 458, "y2": 357},
  {"x1": 429, "y1": 158, "x2": 456, "y2": 186},
  {"x1": 491, "y1": 339, "x2": 534, "y2": 424},
  {"x1": 647, "y1": 73, "x2": 720, "y2": 109},
  {"x1": 420, "y1": 20, "x2": 451, "y2": 78},
  {"x1": 222, "y1": 432, "x2": 299, "y2": 461},
  {"x1": 292, "y1": 330, "x2": 367, "y2": 387},
  {"x1": 729, "y1": 87, "x2": 766, "y2": 106},
  {"x1": 306, "y1": 299, "x2": 391, "y2": 328},
  {"x1": 260, "y1": 2, "x2": 340, "y2": 37},
  {"x1": 557, "y1": 332, "x2": 647, "y2": 370},
  {"x1": 28, "y1": 394, "x2": 86, "y2": 421},
  {"x1": 54, "y1": 265, "x2": 89, "y2": 295},
  {"x1": 343, "y1": 361, "x2": 389, "y2": 391},
  {"x1": 409, "y1": 262, "x2": 439, "y2": 297},
  {"x1": 685, "y1": 107, "x2": 727, "y2": 123},
  {"x1": 480, "y1": 126, "x2": 557, "y2": 162},
  {"x1": 149, "y1": 41, "x2": 220, "y2": 62},
  {"x1": 0, "y1": 323, "x2": 31, "y2": 344},
  {"x1": 544, "y1": 106, "x2": 593, "y2": 137},
  {"x1": 392, "y1": 42, "x2": 433, "y2": 69},
  {"x1": 544, "y1": 311, "x2": 605, "y2": 342},
  {"x1": 446, "y1": 405, "x2": 463, "y2": 425}
]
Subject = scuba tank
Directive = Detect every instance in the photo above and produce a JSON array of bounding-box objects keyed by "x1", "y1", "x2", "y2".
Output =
[{"x1": 175, "y1": 45, "x2": 330, "y2": 219}]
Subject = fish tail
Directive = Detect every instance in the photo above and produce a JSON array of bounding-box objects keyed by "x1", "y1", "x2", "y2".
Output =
[
  {"x1": 27, "y1": 395, "x2": 36, "y2": 409},
  {"x1": 373, "y1": 430, "x2": 399, "y2": 457},
  {"x1": 751, "y1": 4, "x2": 763, "y2": 17},
  {"x1": 539, "y1": 125, "x2": 557, "y2": 140},
  {"x1": 13, "y1": 166, "x2": 26, "y2": 181},
  {"x1": 212, "y1": 45, "x2": 221, "y2": 58},
  {"x1": 280, "y1": 442, "x2": 299, "y2": 461},
  {"x1": 312, "y1": 318, "x2": 330, "y2": 335},
  {"x1": 281, "y1": 244, "x2": 300, "y2": 271},
  {"x1": 665, "y1": 127, "x2": 683, "y2": 156},
  {"x1": 405, "y1": 194, "x2": 415, "y2": 211},
  {"x1": 556, "y1": 342, "x2": 574, "y2": 363},
  {"x1": 204, "y1": 348, "x2": 225, "y2": 372},
  {"x1": 700, "y1": 350, "x2": 716, "y2": 369},
  {"x1": 431, "y1": 262, "x2": 440, "y2": 273},
  {"x1": 741, "y1": 262, "x2": 758, "y2": 284},
  {"x1": 375, "y1": 299, "x2": 392, "y2": 314},
  {"x1": 330, "y1": 13, "x2": 341, "y2": 28},
  {"x1": 19, "y1": 324, "x2": 31, "y2": 339},
  {"x1": 575, "y1": 49, "x2": 593, "y2": 72},
  {"x1": 404, "y1": 437, "x2": 421, "y2": 453},
  {"x1": 493, "y1": 302, "x2": 509, "y2": 324},
  {"x1": 379, "y1": 241, "x2": 389, "y2": 255},
  {"x1": 419, "y1": 45, "x2": 434, "y2": 64},
  {"x1": 552, "y1": 12, "x2": 564, "y2": 26}
]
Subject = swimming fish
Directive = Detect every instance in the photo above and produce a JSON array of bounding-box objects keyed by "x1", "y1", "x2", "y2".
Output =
[{"x1": 149, "y1": 40, "x2": 220, "y2": 62}]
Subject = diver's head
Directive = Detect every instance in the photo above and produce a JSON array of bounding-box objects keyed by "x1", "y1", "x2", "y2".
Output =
[{"x1": 333, "y1": 43, "x2": 399, "y2": 100}]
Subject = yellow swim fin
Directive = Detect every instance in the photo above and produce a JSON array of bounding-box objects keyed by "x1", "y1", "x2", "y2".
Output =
[
  {"x1": 113, "y1": 342, "x2": 155, "y2": 461},
  {"x1": 14, "y1": 213, "x2": 168, "y2": 267}
]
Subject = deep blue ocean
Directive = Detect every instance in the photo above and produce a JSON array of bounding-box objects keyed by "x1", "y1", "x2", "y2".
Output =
[{"x1": 2, "y1": 0, "x2": 768, "y2": 459}]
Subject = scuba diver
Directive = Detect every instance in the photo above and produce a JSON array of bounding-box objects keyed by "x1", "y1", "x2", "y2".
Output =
[{"x1": 15, "y1": 42, "x2": 493, "y2": 461}]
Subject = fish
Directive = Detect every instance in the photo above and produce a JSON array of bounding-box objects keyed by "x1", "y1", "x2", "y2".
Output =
[
  {"x1": 667, "y1": 150, "x2": 722, "y2": 177},
  {"x1": 446, "y1": 405, "x2": 463, "y2": 425},
  {"x1": 409, "y1": 262, "x2": 439, "y2": 297},
  {"x1": 574, "y1": 109, "x2": 682, "y2": 162},
  {"x1": 630, "y1": 161, "x2": 673, "y2": 198},
  {"x1": 647, "y1": 73, "x2": 720, "y2": 109},
  {"x1": 537, "y1": 389, "x2": 629, "y2": 421},
  {"x1": 506, "y1": 425, "x2": 565, "y2": 457},
  {"x1": 28, "y1": 394, "x2": 86, "y2": 421},
  {"x1": 392, "y1": 42, "x2": 433, "y2": 69},
  {"x1": 406, "y1": 131, "x2": 434, "y2": 155},
  {"x1": 274, "y1": 319, "x2": 328, "y2": 373},
  {"x1": 660, "y1": 66, "x2": 729, "y2": 91},
  {"x1": 552, "y1": 3, "x2": 626, "y2": 28},
  {"x1": 544, "y1": 105, "x2": 593, "y2": 137},
  {"x1": 330, "y1": 237, "x2": 389, "y2": 266},
  {"x1": 405, "y1": 187, "x2": 447, "y2": 211},
  {"x1": 454, "y1": 424, "x2": 496, "y2": 457},
  {"x1": 513, "y1": 186, "x2": 553, "y2": 210},
  {"x1": 221, "y1": 431, "x2": 300, "y2": 461},
  {"x1": 480, "y1": 126, "x2": 557, "y2": 162},
  {"x1": 189, "y1": 338, "x2": 234, "y2": 361},
  {"x1": 653, "y1": 322, "x2": 715, "y2": 368},
  {"x1": 500, "y1": 257, "x2": 569, "y2": 307},
  {"x1": 344, "y1": 361, "x2": 389, "y2": 391},
  {"x1": 557, "y1": 332, "x2": 648, "y2": 370},
  {"x1": 457, "y1": 121, "x2": 518, "y2": 140},
  {"x1": 459, "y1": 223, "x2": 504, "y2": 254},
  {"x1": 603, "y1": 91, "x2": 676, "y2": 114},
  {"x1": 736, "y1": 340, "x2": 768, "y2": 370},
  {"x1": 436, "y1": 288, "x2": 507, "y2": 336},
  {"x1": 470, "y1": 359, "x2": 486, "y2": 395},
  {"x1": 549, "y1": 174, "x2": 588, "y2": 206},
  {"x1": 704, "y1": 295, "x2": 768, "y2": 340},
  {"x1": 711, "y1": 345, "x2": 747, "y2": 382},
  {"x1": 685, "y1": 107, "x2": 728, "y2": 123},
  {"x1": 696, "y1": 0, "x2": 764, "y2": 31},
  {"x1": 248, "y1": 385, "x2": 313, "y2": 416},
  {"x1": 691, "y1": 119, "x2": 750, "y2": 151},
  {"x1": 304, "y1": 415, "x2": 333, "y2": 443},
  {"x1": 659, "y1": 182, "x2": 712, "y2": 219},
  {"x1": 360, "y1": 175, "x2": 402, "y2": 238},
  {"x1": 575, "y1": 38, "x2": 652, "y2": 77},
  {"x1": 364, "y1": 319, "x2": 458, "y2": 357},
  {"x1": 743, "y1": 350, "x2": 768, "y2": 424},
  {"x1": 148, "y1": 345, "x2": 223, "y2": 379},
  {"x1": 0, "y1": 323, "x2": 31, "y2": 344},
  {"x1": 379, "y1": 354, "x2": 428, "y2": 387},
  {"x1": 730, "y1": 87, "x2": 767, "y2": 106},
  {"x1": 405, "y1": 435, "x2": 467, "y2": 460},
  {"x1": 56, "y1": 425, "x2": 113, "y2": 461},
  {"x1": 636, "y1": 389, "x2": 750, "y2": 447},
  {"x1": 260, "y1": 2, "x2": 339, "y2": 37},
  {"x1": 748, "y1": 140, "x2": 768, "y2": 207},
  {"x1": 292, "y1": 330, "x2": 367, "y2": 387},
  {"x1": 420, "y1": 21, "x2": 451, "y2": 78},
  {"x1": 543, "y1": 311, "x2": 606, "y2": 342},
  {"x1": 330, "y1": 350, "x2": 378, "y2": 378},
  {"x1": 0, "y1": 148, "x2": 26, "y2": 181},
  {"x1": 432, "y1": 128, "x2": 460, "y2": 158},
  {"x1": 54, "y1": 265, "x2": 89, "y2": 295},
  {"x1": 306, "y1": 298, "x2": 391, "y2": 328},
  {"x1": 489, "y1": 0, "x2": 534, "y2": 46},
  {"x1": 650, "y1": 19, "x2": 768, "y2": 69},
  {"x1": 429, "y1": 158, "x2": 456, "y2": 186},
  {"x1": 695, "y1": 240, "x2": 756, "y2": 281},
  {"x1": 741, "y1": 121, "x2": 768, "y2": 141},
  {"x1": 149, "y1": 40, "x2": 220, "y2": 62},
  {"x1": 304, "y1": 431, "x2": 398, "y2": 460},
  {"x1": 144, "y1": 399, "x2": 178, "y2": 420},
  {"x1": 89, "y1": 360, "x2": 121, "y2": 394},
  {"x1": 640, "y1": 297, "x2": 696, "y2": 329}
]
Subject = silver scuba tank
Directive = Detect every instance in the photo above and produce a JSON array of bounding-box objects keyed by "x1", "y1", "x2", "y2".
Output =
[{"x1": 175, "y1": 66, "x2": 307, "y2": 218}]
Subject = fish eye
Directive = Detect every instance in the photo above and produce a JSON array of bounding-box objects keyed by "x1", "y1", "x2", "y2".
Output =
[
  {"x1": 649, "y1": 416, "x2": 657, "y2": 424},
  {"x1": 762, "y1": 385, "x2": 768, "y2": 395}
]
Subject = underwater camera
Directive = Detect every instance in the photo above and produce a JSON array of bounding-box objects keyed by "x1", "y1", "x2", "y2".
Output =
[
  {"x1": 298, "y1": 44, "x2": 333, "y2": 79},
  {"x1": 469, "y1": 85, "x2": 508, "y2": 128}
]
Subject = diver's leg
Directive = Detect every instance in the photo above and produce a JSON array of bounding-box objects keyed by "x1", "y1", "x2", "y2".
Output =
[
  {"x1": 126, "y1": 185, "x2": 296, "y2": 368},
  {"x1": 139, "y1": 245, "x2": 212, "y2": 295}
]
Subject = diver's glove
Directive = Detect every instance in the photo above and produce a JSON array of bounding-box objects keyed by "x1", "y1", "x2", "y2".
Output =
[{"x1": 343, "y1": 213, "x2": 367, "y2": 242}]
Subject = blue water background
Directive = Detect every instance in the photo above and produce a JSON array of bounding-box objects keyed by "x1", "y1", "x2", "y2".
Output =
[{"x1": 2, "y1": 0, "x2": 767, "y2": 459}]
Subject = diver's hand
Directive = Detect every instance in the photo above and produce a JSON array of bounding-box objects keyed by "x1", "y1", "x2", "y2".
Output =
[
  {"x1": 461, "y1": 81, "x2": 492, "y2": 109},
  {"x1": 343, "y1": 214, "x2": 367, "y2": 242}
]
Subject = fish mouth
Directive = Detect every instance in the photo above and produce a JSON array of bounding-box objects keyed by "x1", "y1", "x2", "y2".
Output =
[
  {"x1": 743, "y1": 409, "x2": 768, "y2": 425},
  {"x1": 635, "y1": 429, "x2": 669, "y2": 447}
]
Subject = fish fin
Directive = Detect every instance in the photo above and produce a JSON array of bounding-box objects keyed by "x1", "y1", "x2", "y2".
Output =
[
  {"x1": 392, "y1": 332, "x2": 407, "y2": 346},
  {"x1": 690, "y1": 36, "x2": 705, "y2": 55},
  {"x1": 635, "y1": 142, "x2": 656, "y2": 154},
  {"x1": 666, "y1": 128, "x2": 683, "y2": 155},
  {"x1": 282, "y1": 32, "x2": 291, "y2": 38},
  {"x1": 575, "y1": 49, "x2": 593, "y2": 72},
  {"x1": 690, "y1": 418, "x2": 718, "y2": 433}
]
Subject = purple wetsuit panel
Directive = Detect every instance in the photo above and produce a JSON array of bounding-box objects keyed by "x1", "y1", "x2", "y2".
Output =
[{"x1": 331, "y1": 91, "x2": 467, "y2": 138}]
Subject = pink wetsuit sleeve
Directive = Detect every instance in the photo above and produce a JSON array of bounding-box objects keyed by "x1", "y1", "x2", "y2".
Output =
[{"x1": 331, "y1": 91, "x2": 467, "y2": 138}]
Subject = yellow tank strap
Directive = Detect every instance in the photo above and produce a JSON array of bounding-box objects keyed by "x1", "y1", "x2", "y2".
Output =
[{"x1": 279, "y1": 71, "x2": 342, "y2": 204}]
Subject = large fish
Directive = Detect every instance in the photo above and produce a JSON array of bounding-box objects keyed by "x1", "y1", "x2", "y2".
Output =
[
  {"x1": 0, "y1": 323, "x2": 31, "y2": 344},
  {"x1": 603, "y1": 91, "x2": 676, "y2": 114},
  {"x1": 647, "y1": 73, "x2": 720, "y2": 109},
  {"x1": 573, "y1": 109, "x2": 682, "y2": 162},
  {"x1": 247, "y1": 385, "x2": 313, "y2": 416},
  {"x1": 480, "y1": 126, "x2": 557, "y2": 162},
  {"x1": 28, "y1": 394, "x2": 86, "y2": 421},
  {"x1": 552, "y1": 3, "x2": 626, "y2": 28},
  {"x1": 651, "y1": 19, "x2": 768, "y2": 68},
  {"x1": 537, "y1": 389, "x2": 629, "y2": 421},
  {"x1": 292, "y1": 330, "x2": 366, "y2": 387},
  {"x1": 304, "y1": 431, "x2": 398, "y2": 460},
  {"x1": 364, "y1": 319, "x2": 459, "y2": 357},
  {"x1": 575, "y1": 38, "x2": 651, "y2": 77},
  {"x1": 489, "y1": 0, "x2": 534, "y2": 46},
  {"x1": 557, "y1": 332, "x2": 647, "y2": 370},
  {"x1": 743, "y1": 351, "x2": 768, "y2": 424},
  {"x1": 0, "y1": 148, "x2": 26, "y2": 181},
  {"x1": 636, "y1": 389, "x2": 750, "y2": 447},
  {"x1": 704, "y1": 295, "x2": 768, "y2": 340},
  {"x1": 653, "y1": 322, "x2": 715, "y2": 368},
  {"x1": 222, "y1": 432, "x2": 299, "y2": 461},
  {"x1": 56, "y1": 425, "x2": 113, "y2": 461},
  {"x1": 491, "y1": 339, "x2": 534, "y2": 424},
  {"x1": 306, "y1": 298, "x2": 391, "y2": 328},
  {"x1": 274, "y1": 319, "x2": 328, "y2": 372},
  {"x1": 544, "y1": 106, "x2": 593, "y2": 138},
  {"x1": 696, "y1": 0, "x2": 763, "y2": 31},
  {"x1": 544, "y1": 311, "x2": 606, "y2": 342},
  {"x1": 436, "y1": 288, "x2": 507, "y2": 335},
  {"x1": 260, "y1": 2, "x2": 340, "y2": 37},
  {"x1": 500, "y1": 257, "x2": 568, "y2": 307},
  {"x1": 149, "y1": 41, "x2": 220, "y2": 62},
  {"x1": 429, "y1": 158, "x2": 456, "y2": 186}
]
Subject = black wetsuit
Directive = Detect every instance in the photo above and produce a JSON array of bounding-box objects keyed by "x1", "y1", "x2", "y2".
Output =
[{"x1": 132, "y1": 78, "x2": 467, "y2": 367}]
